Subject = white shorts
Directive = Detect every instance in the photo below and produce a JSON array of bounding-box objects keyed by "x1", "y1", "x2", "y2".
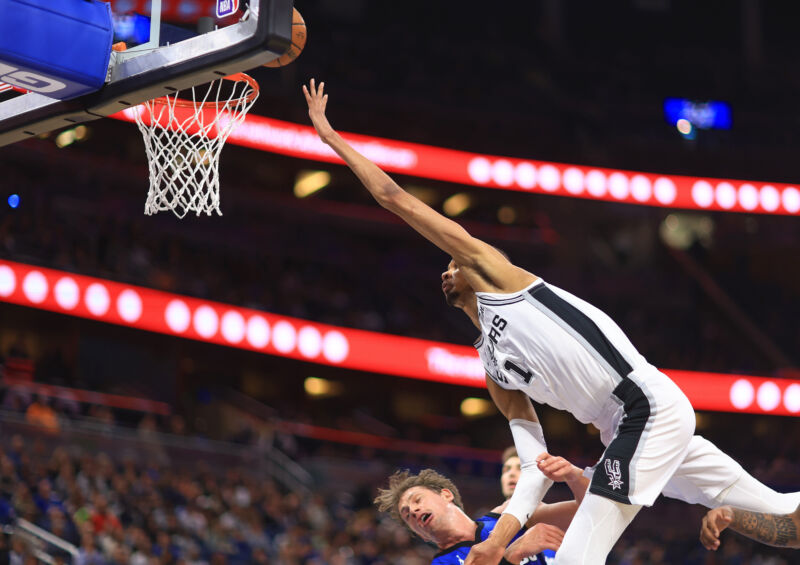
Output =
[{"x1": 585, "y1": 369, "x2": 696, "y2": 506}]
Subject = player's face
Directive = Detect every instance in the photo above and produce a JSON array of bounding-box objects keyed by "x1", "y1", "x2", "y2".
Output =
[
  {"x1": 441, "y1": 259, "x2": 469, "y2": 307},
  {"x1": 398, "y1": 486, "x2": 456, "y2": 544},
  {"x1": 501, "y1": 456, "x2": 521, "y2": 499}
]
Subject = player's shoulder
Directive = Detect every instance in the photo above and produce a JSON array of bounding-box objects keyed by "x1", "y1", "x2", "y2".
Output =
[{"x1": 430, "y1": 515, "x2": 494, "y2": 565}]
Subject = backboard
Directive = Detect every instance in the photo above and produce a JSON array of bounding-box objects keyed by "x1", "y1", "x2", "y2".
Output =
[{"x1": 0, "y1": 0, "x2": 293, "y2": 147}]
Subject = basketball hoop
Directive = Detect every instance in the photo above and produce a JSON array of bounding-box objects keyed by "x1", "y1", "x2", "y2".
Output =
[{"x1": 132, "y1": 73, "x2": 259, "y2": 218}]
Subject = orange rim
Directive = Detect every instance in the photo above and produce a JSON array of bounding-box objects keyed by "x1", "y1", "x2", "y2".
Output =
[{"x1": 146, "y1": 73, "x2": 259, "y2": 109}]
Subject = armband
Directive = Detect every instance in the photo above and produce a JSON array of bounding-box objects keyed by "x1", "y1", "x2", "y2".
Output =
[{"x1": 502, "y1": 419, "x2": 553, "y2": 527}]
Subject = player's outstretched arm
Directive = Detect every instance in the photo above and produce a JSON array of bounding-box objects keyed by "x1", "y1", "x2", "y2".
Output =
[
  {"x1": 700, "y1": 505, "x2": 800, "y2": 550},
  {"x1": 303, "y1": 79, "x2": 529, "y2": 293}
]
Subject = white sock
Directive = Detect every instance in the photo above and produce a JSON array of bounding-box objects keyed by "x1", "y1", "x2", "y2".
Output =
[
  {"x1": 716, "y1": 471, "x2": 800, "y2": 515},
  {"x1": 553, "y1": 493, "x2": 641, "y2": 565}
]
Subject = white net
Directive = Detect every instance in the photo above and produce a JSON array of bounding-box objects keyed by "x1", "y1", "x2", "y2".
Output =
[{"x1": 132, "y1": 73, "x2": 259, "y2": 218}]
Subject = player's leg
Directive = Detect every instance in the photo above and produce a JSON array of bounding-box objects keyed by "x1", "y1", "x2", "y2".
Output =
[
  {"x1": 717, "y1": 473, "x2": 800, "y2": 514},
  {"x1": 662, "y1": 435, "x2": 800, "y2": 514},
  {"x1": 553, "y1": 493, "x2": 641, "y2": 565}
]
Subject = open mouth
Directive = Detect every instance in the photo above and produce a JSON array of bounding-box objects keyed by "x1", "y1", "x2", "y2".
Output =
[{"x1": 421, "y1": 512, "x2": 432, "y2": 526}]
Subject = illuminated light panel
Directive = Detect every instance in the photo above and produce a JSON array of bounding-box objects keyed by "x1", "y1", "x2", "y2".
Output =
[
  {"x1": 630, "y1": 175, "x2": 651, "y2": 202},
  {"x1": 730, "y1": 379, "x2": 755, "y2": 409},
  {"x1": 323, "y1": 331, "x2": 349, "y2": 363},
  {"x1": 246, "y1": 315, "x2": 270, "y2": 348},
  {"x1": 85, "y1": 283, "x2": 110, "y2": 316},
  {"x1": 782, "y1": 187, "x2": 800, "y2": 213},
  {"x1": 563, "y1": 168, "x2": 585, "y2": 195},
  {"x1": 586, "y1": 170, "x2": 607, "y2": 197},
  {"x1": 738, "y1": 184, "x2": 759, "y2": 211},
  {"x1": 692, "y1": 181, "x2": 714, "y2": 208},
  {"x1": 293, "y1": 170, "x2": 331, "y2": 198},
  {"x1": 117, "y1": 289, "x2": 142, "y2": 323},
  {"x1": 426, "y1": 347, "x2": 484, "y2": 378},
  {"x1": 467, "y1": 157, "x2": 491, "y2": 184},
  {"x1": 443, "y1": 193, "x2": 471, "y2": 217},
  {"x1": 2, "y1": 260, "x2": 800, "y2": 417},
  {"x1": 784, "y1": 384, "x2": 800, "y2": 414},
  {"x1": 221, "y1": 310, "x2": 246, "y2": 344},
  {"x1": 515, "y1": 162, "x2": 536, "y2": 189},
  {"x1": 715, "y1": 182, "x2": 737, "y2": 209},
  {"x1": 757, "y1": 381, "x2": 781, "y2": 412},
  {"x1": 193, "y1": 305, "x2": 219, "y2": 338},
  {"x1": 54, "y1": 277, "x2": 80, "y2": 310},
  {"x1": 654, "y1": 177, "x2": 677, "y2": 204},
  {"x1": 273, "y1": 321, "x2": 297, "y2": 353},
  {"x1": 497, "y1": 206, "x2": 517, "y2": 224},
  {"x1": 759, "y1": 185, "x2": 780, "y2": 212},
  {"x1": 298, "y1": 326, "x2": 323, "y2": 358},
  {"x1": 676, "y1": 118, "x2": 693, "y2": 135},
  {"x1": 23, "y1": 271, "x2": 48, "y2": 304},
  {"x1": 461, "y1": 397, "x2": 494, "y2": 418},
  {"x1": 608, "y1": 172, "x2": 629, "y2": 200},
  {"x1": 0, "y1": 265, "x2": 15, "y2": 297},
  {"x1": 107, "y1": 111, "x2": 800, "y2": 216},
  {"x1": 165, "y1": 299, "x2": 191, "y2": 333},
  {"x1": 538, "y1": 164, "x2": 560, "y2": 192},
  {"x1": 491, "y1": 160, "x2": 515, "y2": 187}
]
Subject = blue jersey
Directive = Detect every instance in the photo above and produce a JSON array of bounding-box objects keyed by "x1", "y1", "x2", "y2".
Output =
[{"x1": 431, "y1": 513, "x2": 555, "y2": 565}]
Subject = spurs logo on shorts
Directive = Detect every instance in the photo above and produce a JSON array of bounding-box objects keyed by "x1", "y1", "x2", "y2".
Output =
[{"x1": 605, "y1": 459, "x2": 624, "y2": 490}]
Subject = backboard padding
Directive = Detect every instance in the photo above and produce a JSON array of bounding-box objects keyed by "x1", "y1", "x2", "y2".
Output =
[{"x1": 0, "y1": 0, "x2": 292, "y2": 147}]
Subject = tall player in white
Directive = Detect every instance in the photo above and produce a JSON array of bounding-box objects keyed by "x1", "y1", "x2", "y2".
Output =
[{"x1": 303, "y1": 79, "x2": 800, "y2": 564}]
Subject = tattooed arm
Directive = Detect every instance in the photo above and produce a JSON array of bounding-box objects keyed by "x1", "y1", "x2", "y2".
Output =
[{"x1": 700, "y1": 505, "x2": 800, "y2": 550}]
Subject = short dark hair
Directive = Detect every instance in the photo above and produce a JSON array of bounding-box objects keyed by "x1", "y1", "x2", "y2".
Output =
[
  {"x1": 501, "y1": 446, "x2": 518, "y2": 464},
  {"x1": 374, "y1": 469, "x2": 464, "y2": 522}
]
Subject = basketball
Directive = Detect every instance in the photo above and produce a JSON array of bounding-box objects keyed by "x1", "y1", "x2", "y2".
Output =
[{"x1": 264, "y1": 8, "x2": 306, "y2": 68}]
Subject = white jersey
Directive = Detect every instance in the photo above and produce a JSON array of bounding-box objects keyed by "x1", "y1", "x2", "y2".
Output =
[{"x1": 474, "y1": 278, "x2": 659, "y2": 433}]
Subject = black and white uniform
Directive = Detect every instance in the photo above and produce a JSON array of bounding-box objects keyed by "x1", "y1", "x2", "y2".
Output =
[{"x1": 474, "y1": 278, "x2": 705, "y2": 506}]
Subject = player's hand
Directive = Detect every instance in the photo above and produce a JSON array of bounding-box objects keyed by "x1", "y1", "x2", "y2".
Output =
[
  {"x1": 303, "y1": 78, "x2": 335, "y2": 142},
  {"x1": 463, "y1": 538, "x2": 505, "y2": 565},
  {"x1": 536, "y1": 453, "x2": 580, "y2": 483},
  {"x1": 700, "y1": 506, "x2": 733, "y2": 550},
  {"x1": 504, "y1": 523, "x2": 564, "y2": 563}
]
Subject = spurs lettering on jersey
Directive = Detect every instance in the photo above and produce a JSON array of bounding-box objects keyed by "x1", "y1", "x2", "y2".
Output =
[
  {"x1": 484, "y1": 315, "x2": 536, "y2": 387},
  {"x1": 485, "y1": 315, "x2": 508, "y2": 384}
]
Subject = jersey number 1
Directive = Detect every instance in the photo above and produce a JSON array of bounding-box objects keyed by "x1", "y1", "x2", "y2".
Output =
[{"x1": 504, "y1": 360, "x2": 533, "y2": 384}]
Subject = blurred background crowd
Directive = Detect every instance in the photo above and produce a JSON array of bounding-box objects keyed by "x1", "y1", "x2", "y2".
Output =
[{"x1": 1, "y1": 0, "x2": 799, "y2": 563}]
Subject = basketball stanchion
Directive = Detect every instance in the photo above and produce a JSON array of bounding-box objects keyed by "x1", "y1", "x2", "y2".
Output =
[{"x1": 132, "y1": 73, "x2": 259, "y2": 218}]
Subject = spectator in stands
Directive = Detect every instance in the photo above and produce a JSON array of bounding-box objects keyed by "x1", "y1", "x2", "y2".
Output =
[
  {"x1": 24, "y1": 395, "x2": 59, "y2": 433},
  {"x1": 34, "y1": 478, "x2": 65, "y2": 515},
  {"x1": 76, "y1": 532, "x2": 106, "y2": 565},
  {"x1": 89, "y1": 494, "x2": 121, "y2": 535}
]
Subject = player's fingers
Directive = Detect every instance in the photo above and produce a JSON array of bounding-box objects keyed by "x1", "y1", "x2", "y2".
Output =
[
  {"x1": 538, "y1": 456, "x2": 557, "y2": 469},
  {"x1": 322, "y1": 94, "x2": 328, "y2": 110},
  {"x1": 302, "y1": 85, "x2": 311, "y2": 103},
  {"x1": 319, "y1": 81, "x2": 325, "y2": 97},
  {"x1": 540, "y1": 459, "x2": 565, "y2": 474}
]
